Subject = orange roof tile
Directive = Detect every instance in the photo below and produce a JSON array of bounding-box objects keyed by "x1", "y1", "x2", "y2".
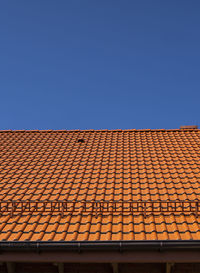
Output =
[{"x1": 0, "y1": 129, "x2": 200, "y2": 241}]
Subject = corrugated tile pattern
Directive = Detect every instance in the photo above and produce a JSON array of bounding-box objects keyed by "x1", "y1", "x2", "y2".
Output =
[{"x1": 0, "y1": 129, "x2": 200, "y2": 241}]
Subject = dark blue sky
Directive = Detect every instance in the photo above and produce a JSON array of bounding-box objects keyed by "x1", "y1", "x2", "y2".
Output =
[{"x1": 0, "y1": 1, "x2": 200, "y2": 130}]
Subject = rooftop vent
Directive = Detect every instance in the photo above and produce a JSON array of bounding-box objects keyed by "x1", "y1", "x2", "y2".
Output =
[
  {"x1": 180, "y1": 125, "x2": 198, "y2": 129},
  {"x1": 77, "y1": 138, "x2": 85, "y2": 143}
]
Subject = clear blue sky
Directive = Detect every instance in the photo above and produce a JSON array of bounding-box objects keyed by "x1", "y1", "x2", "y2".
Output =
[{"x1": 0, "y1": 1, "x2": 200, "y2": 130}]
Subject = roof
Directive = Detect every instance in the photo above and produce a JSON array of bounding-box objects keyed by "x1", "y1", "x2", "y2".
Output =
[{"x1": 0, "y1": 128, "x2": 200, "y2": 241}]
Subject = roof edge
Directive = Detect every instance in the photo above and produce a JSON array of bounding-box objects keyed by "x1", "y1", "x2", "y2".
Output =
[
  {"x1": 0, "y1": 129, "x2": 199, "y2": 133},
  {"x1": 1, "y1": 240, "x2": 200, "y2": 252}
]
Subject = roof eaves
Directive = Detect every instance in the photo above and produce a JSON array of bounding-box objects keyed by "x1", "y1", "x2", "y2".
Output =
[{"x1": 1, "y1": 240, "x2": 200, "y2": 252}]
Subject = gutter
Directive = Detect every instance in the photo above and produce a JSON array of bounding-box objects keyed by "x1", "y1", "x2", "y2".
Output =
[{"x1": 0, "y1": 240, "x2": 200, "y2": 252}]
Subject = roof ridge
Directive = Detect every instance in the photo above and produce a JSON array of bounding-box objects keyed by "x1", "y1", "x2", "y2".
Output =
[{"x1": 0, "y1": 128, "x2": 199, "y2": 133}]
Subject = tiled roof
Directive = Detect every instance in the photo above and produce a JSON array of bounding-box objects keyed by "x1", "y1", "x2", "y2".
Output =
[{"x1": 0, "y1": 129, "x2": 200, "y2": 241}]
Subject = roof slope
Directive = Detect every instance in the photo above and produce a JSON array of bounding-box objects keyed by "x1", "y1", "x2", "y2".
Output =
[{"x1": 0, "y1": 129, "x2": 200, "y2": 241}]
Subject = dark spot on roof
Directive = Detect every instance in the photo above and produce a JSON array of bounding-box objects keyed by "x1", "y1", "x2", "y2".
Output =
[{"x1": 77, "y1": 138, "x2": 85, "y2": 143}]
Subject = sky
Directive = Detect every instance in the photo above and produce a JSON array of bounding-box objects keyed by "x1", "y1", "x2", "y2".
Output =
[{"x1": 0, "y1": 1, "x2": 200, "y2": 130}]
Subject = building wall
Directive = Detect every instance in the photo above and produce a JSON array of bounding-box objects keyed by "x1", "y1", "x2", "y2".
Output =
[{"x1": 0, "y1": 263, "x2": 200, "y2": 273}]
